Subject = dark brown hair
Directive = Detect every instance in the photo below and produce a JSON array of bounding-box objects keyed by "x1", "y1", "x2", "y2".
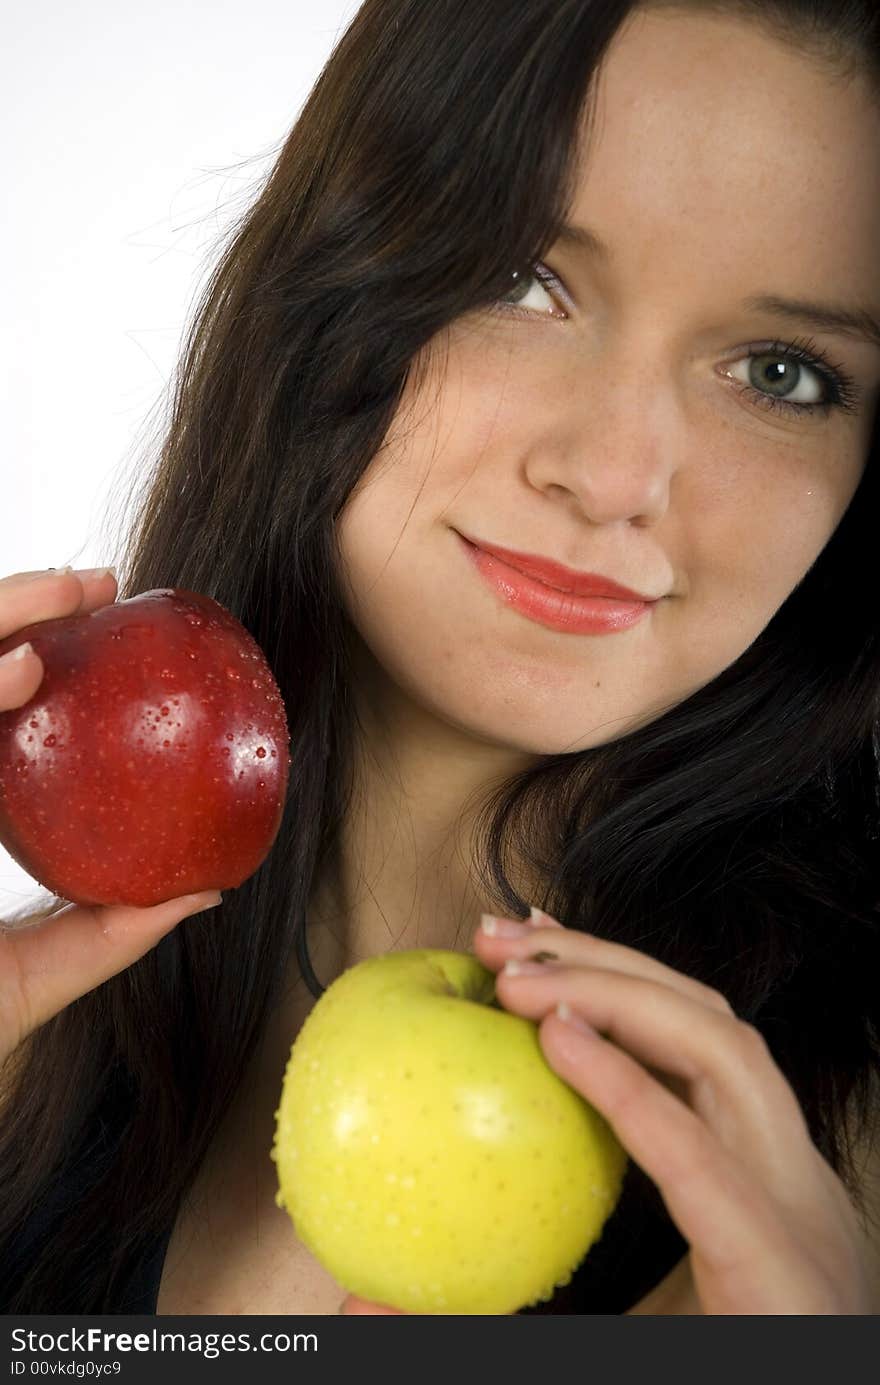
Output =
[{"x1": 2, "y1": 0, "x2": 878, "y2": 1312}]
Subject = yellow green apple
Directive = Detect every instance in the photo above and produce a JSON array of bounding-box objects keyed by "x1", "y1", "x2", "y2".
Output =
[{"x1": 271, "y1": 948, "x2": 627, "y2": 1314}]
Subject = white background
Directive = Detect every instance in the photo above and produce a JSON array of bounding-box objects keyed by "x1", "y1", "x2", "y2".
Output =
[{"x1": 1, "y1": 0, "x2": 361, "y2": 912}]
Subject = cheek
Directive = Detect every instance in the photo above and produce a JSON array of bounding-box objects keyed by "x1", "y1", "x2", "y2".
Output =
[{"x1": 680, "y1": 463, "x2": 851, "y2": 662}]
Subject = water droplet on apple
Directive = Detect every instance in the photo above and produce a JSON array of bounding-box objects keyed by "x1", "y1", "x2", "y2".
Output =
[
  {"x1": 163, "y1": 740, "x2": 171, "y2": 748},
  {"x1": 225, "y1": 732, "x2": 234, "y2": 741},
  {"x1": 184, "y1": 614, "x2": 204, "y2": 627},
  {"x1": 225, "y1": 666, "x2": 240, "y2": 681},
  {"x1": 221, "y1": 747, "x2": 230, "y2": 756},
  {"x1": 43, "y1": 734, "x2": 57, "y2": 748},
  {"x1": 29, "y1": 719, "x2": 38, "y2": 729},
  {"x1": 255, "y1": 747, "x2": 266, "y2": 758}
]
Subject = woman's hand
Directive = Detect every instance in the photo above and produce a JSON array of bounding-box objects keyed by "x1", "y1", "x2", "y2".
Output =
[
  {"x1": 337, "y1": 905, "x2": 872, "y2": 1315},
  {"x1": 0, "y1": 567, "x2": 223, "y2": 1068},
  {"x1": 339, "y1": 903, "x2": 875, "y2": 1312},
  {"x1": 472, "y1": 907, "x2": 873, "y2": 1315}
]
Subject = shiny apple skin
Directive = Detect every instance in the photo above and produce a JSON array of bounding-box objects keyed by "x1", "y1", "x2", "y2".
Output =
[
  {"x1": 0, "y1": 588, "x2": 291, "y2": 907},
  {"x1": 272, "y1": 949, "x2": 627, "y2": 1315}
]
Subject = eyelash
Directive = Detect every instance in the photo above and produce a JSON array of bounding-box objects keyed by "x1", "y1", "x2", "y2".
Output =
[{"x1": 491, "y1": 263, "x2": 861, "y2": 420}]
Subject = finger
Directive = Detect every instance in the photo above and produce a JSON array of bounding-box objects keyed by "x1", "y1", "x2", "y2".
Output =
[
  {"x1": 0, "y1": 567, "x2": 117, "y2": 642},
  {"x1": 0, "y1": 641, "x2": 43, "y2": 711},
  {"x1": 0, "y1": 890, "x2": 222, "y2": 1056},
  {"x1": 537, "y1": 1007, "x2": 817, "y2": 1308},
  {"x1": 0, "y1": 569, "x2": 118, "y2": 710},
  {"x1": 339, "y1": 1295, "x2": 405, "y2": 1315},
  {"x1": 499, "y1": 962, "x2": 810, "y2": 1193},
  {"x1": 473, "y1": 911, "x2": 733, "y2": 1016}
]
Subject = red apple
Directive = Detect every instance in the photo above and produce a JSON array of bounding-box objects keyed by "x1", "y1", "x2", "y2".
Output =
[{"x1": 0, "y1": 588, "x2": 290, "y2": 907}]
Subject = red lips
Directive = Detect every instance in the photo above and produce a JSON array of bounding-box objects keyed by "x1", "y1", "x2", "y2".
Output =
[{"x1": 457, "y1": 534, "x2": 659, "y2": 603}]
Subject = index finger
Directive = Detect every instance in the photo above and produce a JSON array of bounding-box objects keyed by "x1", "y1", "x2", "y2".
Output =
[{"x1": 0, "y1": 567, "x2": 118, "y2": 643}]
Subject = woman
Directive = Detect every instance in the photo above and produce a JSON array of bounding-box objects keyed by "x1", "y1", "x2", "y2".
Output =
[{"x1": 1, "y1": 0, "x2": 878, "y2": 1314}]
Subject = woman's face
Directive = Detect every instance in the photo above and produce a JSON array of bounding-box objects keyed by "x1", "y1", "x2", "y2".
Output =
[{"x1": 336, "y1": 6, "x2": 880, "y2": 758}]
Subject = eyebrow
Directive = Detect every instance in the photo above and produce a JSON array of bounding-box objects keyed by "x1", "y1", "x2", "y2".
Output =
[
  {"x1": 741, "y1": 294, "x2": 880, "y2": 352},
  {"x1": 556, "y1": 222, "x2": 880, "y2": 351},
  {"x1": 557, "y1": 222, "x2": 613, "y2": 260}
]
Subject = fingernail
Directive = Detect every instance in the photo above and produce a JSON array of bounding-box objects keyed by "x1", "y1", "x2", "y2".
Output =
[
  {"x1": 480, "y1": 914, "x2": 530, "y2": 938},
  {"x1": 529, "y1": 905, "x2": 564, "y2": 929},
  {"x1": 22, "y1": 565, "x2": 72, "y2": 580},
  {"x1": 0, "y1": 641, "x2": 33, "y2": 667},
  {"x1": 503, "y1": 957, "x2": 553, "y2": 976},
  {"x1": 74, "y1": 566, "x2": 117, "y2": 581},
  {"x1": 555, "y1": 1002, "x2": 598, "y2": 1038},
  {"x1": 183, "y1": 891, "x2": 223, "y2": 910}
]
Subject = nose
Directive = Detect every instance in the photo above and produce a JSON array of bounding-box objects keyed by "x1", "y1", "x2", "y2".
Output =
[{"x1": 524, "y1": 361, "x2": 680, "y2": 526}]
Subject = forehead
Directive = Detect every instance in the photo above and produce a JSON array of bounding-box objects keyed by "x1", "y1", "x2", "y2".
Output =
[{"x1": 568, "y1": 8, "x2": 880, "y2": 289}]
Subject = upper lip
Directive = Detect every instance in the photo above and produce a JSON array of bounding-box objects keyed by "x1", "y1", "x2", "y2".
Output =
[{"x1": 458, "y1": 532, "x2": 664, "y2": 602}]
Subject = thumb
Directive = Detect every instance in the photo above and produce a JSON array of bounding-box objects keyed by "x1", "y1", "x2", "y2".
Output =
[
  {"x1": 1, "y1": 890, "x2": 222, "y2": 1059},
  {"x1": 339, "y1": 1295, "x2": 406, "y2": 1315}
]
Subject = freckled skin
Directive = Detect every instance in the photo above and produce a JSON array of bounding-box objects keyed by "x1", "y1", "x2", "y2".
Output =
[{"x1": 335, "y1": 8, "x2": 879, "y2": 763}]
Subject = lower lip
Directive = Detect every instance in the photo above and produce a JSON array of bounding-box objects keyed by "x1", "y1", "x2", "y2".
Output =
[{"x1": 457, "y1": 534, "x2": 654, "y2": 635}]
